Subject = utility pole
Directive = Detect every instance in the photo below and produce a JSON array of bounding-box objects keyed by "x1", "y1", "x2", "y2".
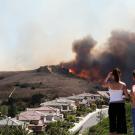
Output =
[{"x1": 9, "y1": 87, "x2": 16, "y2": 98}]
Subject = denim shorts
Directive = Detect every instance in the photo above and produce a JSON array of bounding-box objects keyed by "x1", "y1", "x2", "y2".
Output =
[{"x1": 132, "y1": 108, "x2": 135, "y2": 135}]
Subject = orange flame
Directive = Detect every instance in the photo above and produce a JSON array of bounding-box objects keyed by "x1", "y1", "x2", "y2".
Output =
[
  {"x1": 78, "y1": 70, "x2": 90, "y2": 79},
  {"x1": 69, "y1": 68, "x2": 90, "y2": 79},
  {"x1": 68, "y1": 67, "x2": 103, "y2": 82},
  {"x1": 69, "y1": 68, "x2": 76, "y2": 74}
]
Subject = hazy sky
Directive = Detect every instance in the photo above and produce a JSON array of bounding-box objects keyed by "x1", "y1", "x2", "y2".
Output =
[{"x1": 0, "y1": 0, "x2": 135, "y2": 71}]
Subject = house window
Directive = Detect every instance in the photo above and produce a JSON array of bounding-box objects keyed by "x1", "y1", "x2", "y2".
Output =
[
  {"x1": 30, "y1": 120, "x2": 39, "y2": 125},
  {"x1": 62, "y1": 105, "x2": 68, "y2": 110},
  {"x1": 46, "y1": 115, "x2": 53, "y2": 121}
]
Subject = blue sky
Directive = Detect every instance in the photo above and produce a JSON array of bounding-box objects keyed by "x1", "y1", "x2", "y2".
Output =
[{"x1": 0, "y1": 0, "x2": 135, "y2": 70}]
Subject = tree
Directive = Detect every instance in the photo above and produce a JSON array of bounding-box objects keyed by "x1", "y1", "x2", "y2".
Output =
[
  {"x1": 8, "y1": 97, "x2": 17, "y2": 118},
  {"x1": 30, "y1": 93, "x2": 44, "y2": 107}
]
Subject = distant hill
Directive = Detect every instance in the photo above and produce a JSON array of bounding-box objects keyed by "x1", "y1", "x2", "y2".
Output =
[{"x1": 0, "y1": 65, "x2": 102, "y2": 100}]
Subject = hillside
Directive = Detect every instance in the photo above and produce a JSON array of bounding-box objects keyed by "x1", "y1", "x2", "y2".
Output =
[{"x1": 0, "y1": 65, "x2": 100, "y2": 100}]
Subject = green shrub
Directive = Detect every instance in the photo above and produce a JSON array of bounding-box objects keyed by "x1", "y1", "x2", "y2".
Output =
[
  {"x1": 0, "y1": 126, "x2": 33, "y2": 135},
  {"x1": 46, "y1": 121, "x2": 72, "y2": 135},
  {"x1": 66, "y1": 115, "x2": 76, "y2": 122},
  {"x1": 0, "y1": 105, "x2": 8, "y2": 116},
  {"x1": 90, "y1": 103, "x2": 97, "y2": 111}
]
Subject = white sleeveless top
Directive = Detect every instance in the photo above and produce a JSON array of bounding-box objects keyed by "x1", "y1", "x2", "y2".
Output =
[{"x1": 109, "y1": 89, "x2": 123, "y2": 103}]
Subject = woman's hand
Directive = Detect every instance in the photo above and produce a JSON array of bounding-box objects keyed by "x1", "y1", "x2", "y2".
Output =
[
  {"x1": 102, "y1": 72, "x2": 112, "y2": 88},
  {"x1": 104, "y1": 72, "x2": 112, "y2": 83},
  {"x1": 107, "y1": 72, "x2": 112, "y2": 78}
]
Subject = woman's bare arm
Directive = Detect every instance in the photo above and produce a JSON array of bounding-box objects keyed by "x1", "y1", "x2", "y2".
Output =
[
  {"x1": 102, "y1": 72, "x2": 112, "y2": 88},
  {"x1": 130, "y1": 85, "x2": 135, "y2": 101},
  {"x1": 123, "y1": 84, "x2": 129, "y2": 99}
]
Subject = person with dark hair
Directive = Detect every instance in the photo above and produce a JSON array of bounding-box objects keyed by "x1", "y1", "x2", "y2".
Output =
[
  {"x1": 103, "y1": 68, "x2": 129, "y2": 135},
  {"x1": 130, "y1": 70, "x2": 135, "y2": 135}
]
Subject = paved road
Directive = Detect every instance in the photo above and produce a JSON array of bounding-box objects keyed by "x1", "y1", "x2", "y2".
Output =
[
  {"x1": 79, "y1": 108, "x2": 108, "y2": 134},
  {"x1": 69, "y1": 108, "x2": 108, "y2": 134}
]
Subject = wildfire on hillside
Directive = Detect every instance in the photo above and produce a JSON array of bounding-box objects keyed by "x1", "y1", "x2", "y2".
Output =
[
  {"x1": 68, "y1": 67, "x2": 102, "y2": 83},
  {"x1": 69, "y1": 68, "x2": 90, "y2": 79},
  {"x1": 60, "y1": 30, "x2": 135, "y2": 85}
]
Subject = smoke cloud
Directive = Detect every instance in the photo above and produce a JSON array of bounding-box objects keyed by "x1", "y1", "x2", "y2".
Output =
[
  {"x1": 72, "y1": 36, "x2": 96, "y2": 73},
  {"x1": 65, "y1": 30, "x2": 135, "y2": 85}
]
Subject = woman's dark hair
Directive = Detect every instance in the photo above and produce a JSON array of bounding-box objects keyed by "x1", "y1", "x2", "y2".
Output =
[{"x1": 112, "y1": 68, "x2": 121, "y2": 82}]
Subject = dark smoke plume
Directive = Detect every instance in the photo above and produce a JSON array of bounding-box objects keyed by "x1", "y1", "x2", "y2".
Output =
[
  {"x1": 100, "y1": 30, "x2": 135, "y2": 85},
  {"x1": 64, "y1": 30, "x2": 135, "y2": 86},
  {"x1": 72, "y1": 36, "x2": 97, "y2": 73}
]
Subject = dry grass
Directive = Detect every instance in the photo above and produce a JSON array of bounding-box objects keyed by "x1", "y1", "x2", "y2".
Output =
[{"x1": 0, "y1": 69, "x2": 95, "y2": 100}]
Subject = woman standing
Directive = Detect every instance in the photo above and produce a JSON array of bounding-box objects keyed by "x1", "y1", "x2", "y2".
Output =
[
  {"x1": 130, "y1": 70, "x2": 135, "y2": 135},
  {"x1": 103, "y1": 68, "x2": 129, "y2": 135}
]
